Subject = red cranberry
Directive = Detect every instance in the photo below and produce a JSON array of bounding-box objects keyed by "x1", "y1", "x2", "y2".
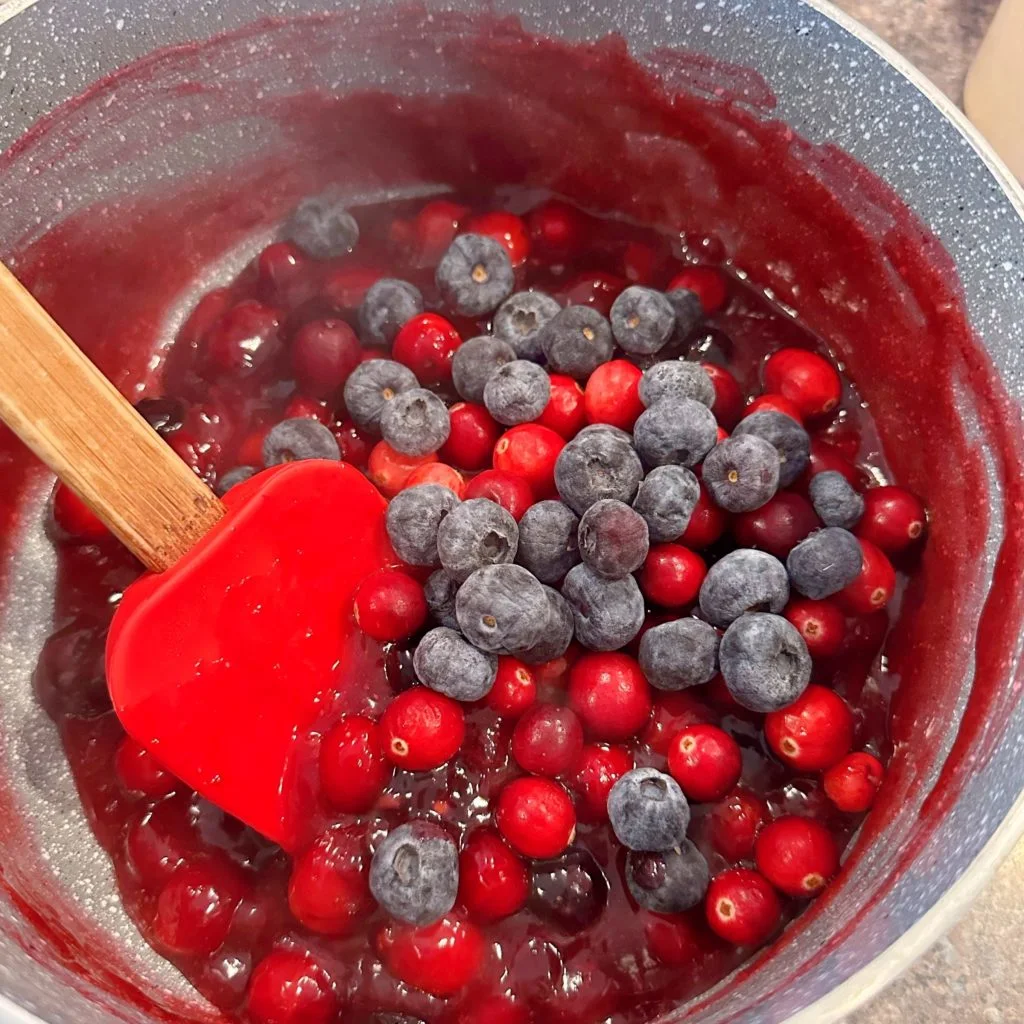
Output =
[
  {"x1": 527, "y1": 199, "x2": 588, "y2": 260},
  {"x1": 319, "y1": 715, "x2": 393, "y2": 813},
  {"x1": 668, "y1": 267, "x2": 729, "y2": 315},
  {"x1": 487, "y1": 657, "x2": 538, "y2": 718},
  {"x1": 856, "y1": 485, "x2": 927, "y2": 554},
  {"x1": 441, "y1": 402, "x2": 501, "y2": 470},
  {"x1": 511, "y1": 704, "x2": 584, "y2": 777},
  {"x1": 332, "y1": 417, "x2": 374, "y2": 468},
  {"x1": 368, "y1": 442, "x2": 437, "y2": 498},
  {"x1": 823, "y1": 751, "x2": 884, "y2": 813},
  {"x1": 290, "y1": 319, "x2": 360, "y2": 399},
  {"x1": 701, "y1": 362, "x2": 744, "y2": 429},
  {"x1": 458, "y1": 828, "x2": 530, "y2": 922},
  {"x1": 837, "y1": 539, "x2": 896, "y2": 614},
  {"x1": 353, "y1": 569, "x2": 428, "y2": 641},
  {"x1": 705, "y1": 868, "x2": 781, "y2": 945},
  {"x1": 197, "y1": 951, "x2": 251, "y2": 1011},
  {"x1": 205, "y1": 300, "x2": 282, "y2": 377},
  {"x1": 621, "y1": 240, "x2": 663, "y2": 284},
  {"x1": 646, "y1": 912, "x2": 707, "y2": 965},
  {"x1": 764, "y1": 348, "x2": 841, "y2": 419},
  {"x1": 124, "y1": 798, "x2": 196, "y2": 887},
  {"x1": 495, "y1": 777, "x2": 576, "y2": 859},
  {"x1": 639, "y1": 544, "x2": 707, "y2": 609},
  {"x1": 539, "y1": 374, "x2": 587, "y2": 440},
  {"x1": 746, "y1": 393, "x2": 804, "y2": 423},
  {"x1": 784, "y1": 598, "x2": 846, "y2": 658},
  {"x1": 408, "y1": 199, "x2": 469, "y2": 264},
  {"x1": 732, "y1": 491, "x2": 819, "y2": 558},
  {"x1": 642, "y1": 690, "x2": 714, "y2": 754},
  {"x1": 707, "y1": 788, "x2": 768, "y2": 862},
  {"x1": 492, "y1": 424, "x2": 565, "y2": 499},
  {"x1": 167, "y1": 429, "x2": 219, "y2": 484},
  {"x1": 115, "y1": 737, "x2": 177, "y2": 798},
  {"x1": 464, "y1": 211, "x2": 530, "y2": 266},
  {"x1": 571, "y1": 743, "x2": 634, "y2": 822},
  {"x1": 453, "y1": 996, "x2": 528, "y2": 1024},
  {"x1": 257, "y1": 242, "x2": 316, "y2": 308},
  {"x1": 463, "y1": 468, "x2": 533, "y2": 521},
  {"x1": 404, "y1": 461, "x2": 465, "y2": 496},
  {"x1": 52, "y1": 482, "x2": 109, "y2": 541},
  {"x1": 153, "y1": 858, "x2": 247, "y2": 955},
  {"x1": 842, "y1": 609, "x2": 890, "y2": 657},
  {"x1": 380, "y1": 687, "x2": 465, "y2": 771},
  {"x1": 801, "y1": 438, "x2": 863, "y2": 491},
  {"x1": 377, "y1": 914, "x2": 483, "y2": 996},
  {"x1": 320, "y1": 265, "x2": 383, "y2": 309},
  {"x1": 668, "y1": 724, "x2": 742, "y2": 803},
  {"x1": 284, "y1": 395, "x2": 331, "y2": 424},
  {"x1": 755, "y1": 816, "x2": 839, "y2": 897},
  {"x1": 392, "y1": 313, "x2": 462, "y2": 386},
  {"x1": 568, "y1": 652, "x2": 653, "y2": 741},
  {"x1": 180, "y1": 287, "x2": 233, "y2": 346},
  {"x1": 288, "y1": 825, "x2": 371, "y2": 935},
  {"x1": 681, "y1": 483, "x2": 729, "y2": 548},
  {"x1": 560, "y1": 271, "x2": 627, "y2": 315},
  {"x1": 246, "y1": 951, "x2": 337, "y2": 1024},
  {"x1": 583, "y1": 360, "x2": 644, "y2": 431},
  {"x1": 765, "y1": 684, "x2": 854, "y2": 771}
]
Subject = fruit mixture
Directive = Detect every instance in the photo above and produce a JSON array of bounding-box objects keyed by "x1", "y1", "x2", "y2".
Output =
[{"x1": 37, "y1": 191, "x2": 927, "y2": 1024}]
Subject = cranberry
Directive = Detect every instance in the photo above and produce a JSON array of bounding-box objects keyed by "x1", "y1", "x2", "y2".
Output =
[
  {"x1": 380, "y1": 687, "x2": 465, "y2": 771},
  {"x1": 404, "y1": 461, "x2": 465, "y2": 496},
  {"x1": 528, "y1": 846, "x2": 608, "y2": 931},
  {"x1": 492, "y1": 424, "x2": 565, "y2": 499},
  {"x1": 487, "y1": 657, "x2": 538, "y2": 718},
  {"x1": 701, "y1": 362, "x2": 745, "y2": 429},
  {"x1": 746, "y1": 393, "x2": 803, "y2": 423},
  {"x1": 784, "y1": 598, "x2": 846, "y2": 658},
  {"x1": 668, "y1": 724, "x2": 742, "y2": 803},
  {"x1": 707, "y1": 788, "x2": 768, "y2": 862},
  {"x1": 571, "y1": 744, "x2": 633, "y2": 822},
  {"x1": 353, "y1": 569, "x2": 428, "y2": 642},
  {"x1": 205, "y1": 300, "x2": 282, "y2": 377},
  {"x1": 332, "y1": 417, "x2": 374, "y2": 468},
  {"x1": 392, "y1": 313, "x2": 462, "y2": 386},
  {"x1": 764, "y1": 348, "x2": 841, "y2": 419},
  {"x1": 842, "y1": 609, "x2": 890, "y2": 657},
  {"x1": 368, "y1": 441, "x2": 438, "y2": 498},
  {"x1": 124, "y1": 798, "x2": 196, "y2": 887},
  {"x1": 319, "y1": 715, "x2": 393, "y2": 813},
  {"x1": 568, "y1": 652, "x2": 653, "y2": 741},
  {"x1": 115, "y1": 737, "x2": 177, "y2": 798},
  {"x1": 257, "y1": 242, "x2": 315, "y2": 308},
  {"x1": 642, "y1": 690, "x2": 713, "y2": 755},
  {"x1": 284, "y1": 395, "x2": 331, "y2": 424},
  {"x1": 408, "y1": 199, "x2": 469, "y2": 264},
  {"x1": 732, "y1": 491, "x2": 819, "y2": 558},
  {"x1": 52, "y1": 482, "x2": 109, "y2": 541},
  {"x1": 527, "y1": 199, "x2": 588, "y2": 260},
  {"x1": 639, "y1": 544, "x2": 707, "y2": 609},
  {"x1": 198, "y1": 951, "x2": 251, "y2": 1010},
  {"x1": 755, "y1": 816, "x2": 839, "y2": 897},
  {"x1": 511, "y1": 704, "x2": 584, "y2": 777},
  {"x1": 463, "y1": 468, "x2": 533, "y2": 520},
  {"x1": 464, "y1": 211, "x2": 530, "y2": 266},
  {"x1": 705, "y1": 868, "x2": 781, "y2": 945},
  {"x1": 837, "y1": 539, "x2": 896, "y2": 614},
  {"x1": 823, "y1": 751, "x2": 884, "y2": 813},
  {"x1": 681, "y1": 483, "x2": 729, "y2": 548},
  {"x1": 453, "y1": 996, "x2": 528, "y2": 1024},
  {"x1": 153, "y1": 858, "x2": 247, "y2": 955},
  {"x1": 290, "y1": 319, "x2": 360, "y2": 399},
  {"x1": 377, "y1": 914, "x2": 484, "y2": 996},
  {"x1": 801, "y1": 438, "x2": 863, "y2": 491},
  {"x1": 622, "y1": 240, "x2": 663, "y2": 284},
  {"x1": 167, "y1": 429, "x2": 219, "y2": 484},
  {"x1": 668, "y1": 267, "x2": 728, "y2": 315},
  {"x1": 458, "y1": 828, "x2": 530, "y2": 922},
  {"x1": 560, "y1": 271, "x2": 627, "y2": 315},
  {"x1": 765, "y1": 684, "x2": 854, "y2": 772},
  {"x1": 856, "y1": 485, "x2": 927, "y2": 554},
  {"x1": 646, "y1": 912, "x2": 707, "y2": 966},
  {"x1": 180, "y1": 287, "x2": 233, "y2": 346},
  {"x1": 496, "y1": 777, "x2": 576, "y2": 859},
  {"x1": 441, "y1": 402, "x2": 501, "y2": 470},
  {"x1": 288, "y1": 825, "x2": 371, "y2": 935},
  {"x1": 320, "y1": 265, "x2": 383, "y2": 309},
  {"x1": 539, "y1": 373, "x2": 587, "y2": 440},
  {"x1": 583, "y1": 360, "x2": 644, "y2": 431},
  {"x1": 246, "y1": 951, "x2": 337, "y2": 1024}
]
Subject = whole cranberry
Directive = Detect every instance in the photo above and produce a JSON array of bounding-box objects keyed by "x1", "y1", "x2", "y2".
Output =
[
  {"x1": 764, "y1": 347, "x2": 841, "y2": 419},
  {"x1": 732, "y1": 491, "x2": 819, "y2": 558},
  {"x1": 319, "y1": 715, "x2": 393, "y2": 813},
  {"x1": 837, "y1": 539, "x2": 896, "y2": 615},
  {"x1": 332, "y1": 418, "x2": 374, "y2": 468},
  {"x1": 368, "y1": 441, "x2": 438, "y2": 498},
  {"x1": 492, "y1": 424, "x2": 565, "y2": 499},
  {"x1": 377, "y1": 914, "x2": 484, "y2": 996},
  {"x1": 464, "y1": 468, "x2": 533, "y2": 520},
  {"x1": 824, "y1": 751, "x2": 884, "y2": 813},
  {"x1": 800, "y1": 438, "x2": 863, "y2": 492},
  {"x1": 404, "y1": 461, "x2": 465, "y2": 497},
  {"x1": 511, "y1": 704, "x2": 584, "y2": 777},
  {"x1": 392, "y1": 313, "x2": 462, "y2": 386},
  {"x1": 124, "y1": 798, "x2": 196, "y2": 887},
  {"x1": 571, "y1": 743, "x2": 634, "y2": 822},
  {"x1": 529, "y1": 845, "x2": 609, "y2": 931},
  {"x1": 115, "y1": 737, "x2": 177, "y2": 798},
  {"x1": 452, "y1": 996, "x2": 528, "y2": 1024},
  {"x1": 290, "y1": 319, "x2": 360, "y2": 399},
  {"x1": 51, "y1": 482, "x2": 110, "y2": 542},
  {"x1": 746, "y1": 393, "x2": 803, "y2": 423},
  {"x1": 705, "y1": 868, "x2": 781, "y2": 945},
  {"x1": 622, "y1": 240, "x2": 664, "y2": 284},
  {"x1": 668, "y1": 724, "x2": 742, "y2": 803},
  {"x1": 458, "y1": 828, "x2": 530, "y2": 922},
  {"x1": 527, "y1": 199, "x2": 589, "y2": 260},
  {"x1": 639, "y1": 544, "x2": 707, "y2": 609},
  {"x1": 167, "y1": 429, "x2": 219, "y2": 484},
  {"x1": 180, "y1": 287, "x2": 233, "y2": 347},
  {"x1": 353, "y1": 569, "x2": 427, "y2": 641},
  {"x1": 642, "y1": 690, "x2": 714, "y2": 755},
  {"x1": 487, "y1": 657, "x2": 538, "y2": 718},
  {"x1": 668, "y1": 267, "x2": 729, "y2": 315},
  {"x1": 320, "y1": 265, "x2": 383, "y2": 309},
  {"x1": 681, "y1": 483, "x2": 729, "y2": 549},
  {"x1": 755, "y1": 815, "x2": 839, "y2": 897},
  {"x1": 496, "y1": 777, "x2": 576, "y2": 859},
  {"x1": 284, "y1": 395, "x2": 331, "y2": 424},
  {"x1": 288, "y1": 824, "x2": 371, "y2": 935},
  {"x1": 856, "y1": 485, "x2": 927, "y2": 554},
  {"x1": 701, "y1": 362, "x2": 744, "y2": 429},
  {"x1": 153, "y1": 858, "x2": 247, "y2": 955},
  {"x1": 765, "y1": 684, "x2": 854, "y2": 772},
  {"x1": 568, "y1": 652, "x2": 653, "y2": 742},
  {"x1": 646, "y1": 912, "x2": 707, "y2": 966},
  {"x1": 707, "y1": 788, "x2": 768, "y2": 862},
  {"x1": 380, "y1": 688, "x2": 465, "y2": 771},
  {"x1": 246, "y1": 950, "x2": 337, "y2": 1024},
  {"x1": 257, "y1": 241, "x2": 316, "y2": 308},
  {"x1": 464, "y1": 211, "x2": 530, "y2": 266},
  {"x1": 784, "y1": 597, "x2": 846, "y2": 658},
  {"x1": 539, "y1": 373, "x2": 587, "y2": 440},
  {"x1": 408, "y1": 199, "x2": 469, "y2": 264},
  {"x1": 559, "y1": 271, "x2": 627, "y2": 315},
  {"x1": 584, "y1": 360, "x2": 644, "y2": 431},
  {"x1": 441, "y1": 402, "x2": 501, "y2": 470},
  {"x1": 205, "y1": 300, "x2": 282, "y2": 377}
]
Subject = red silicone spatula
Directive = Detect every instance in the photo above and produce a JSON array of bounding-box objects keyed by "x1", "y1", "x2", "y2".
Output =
[{"x1": 0, "y1": 261, "x2": 396, "y2": 851}]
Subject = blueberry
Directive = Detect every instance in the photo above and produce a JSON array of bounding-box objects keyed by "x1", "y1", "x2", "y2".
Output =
[
  {"x1": 483, "y1": 360, "x2": 552, "y2": 426},
  {"x1": 702, "y1": 434, "x2": 780, "y2": 512},
  {"x1": 215, "y1": 465, "x2": 257, "y2": 496},
  {"x1": 561, "y1": 563, "x2": 645, "y2": 651},
  {"x1": 578, "y1": 499, "x2": 649, "y2": 580},
  {"x1": 423, "y1": 570, "x2": 460, "y2": 629},
  {"x1": 610, "y1": 286, "x2": 676, "y2": 355},
  {"x1": 639, "y1": 618, "x2": 719, "y2": 691},
  {"x1": 633, "y1": 398, "x2": 718, "y2": 468},
  {"x1": 786, "y1": 527, "x2": 863, "y2": 599},
  {"x1": 286, "y1": 192, "x2": 359, "y2": 260},
  {"x1": 386, "y1": 484, "x2": 461, "y2": 566},
  {"x1": 733, "y1": 410, "x2": 810, "y2": 487},
  {"x1": 451, "y1": 335, "x2": 517, "y2": 403},
  {"x1": 665, "y1": 289, "x2": 704, "y2": 342},
  {"x1": 436, "y1": 233, "x2": 515, "y2": 317},
  {"x1": 574, "y1": 423, "x2": 635, "y2": 445},
  {"x1": 516, "y1": 500, "x2": 581, "y2": 584},
  {"x1": 554, "y1": 431, "x2": 644, "y2": 515},
  {"x1": 719, "y1": 612, "x2": 811, "y2": 712},
  {"x1": 262, "y1": 418, "x2": 341, "y2": 466},
  {"x1": 625, "y1": 841, "x2": 709, "y2": 913},
  {"x1": 638, "y1": 361, "x2": 715, "y2": 409},
  {"x1": 135, "y1": 397, "x2": 185, "y2": 436},
  {"x1": 699, "y1": 548, "x2": 789, "y2": 627},
  {"x1": 529, "y1": 847, "x2": 609, "y2": 931},
  {"x1": 369, "y1": 821, "x2": 458, "y2": 926},
  {"x1": 539, "y1": 306, "x2": 615, "y2": 378},
  {"x1": 359, "y1": 278, "x2": 424, "y2": 346},
  {"x1": 493, "y1": 291, "x2": 561, "y2": 361},
  {"x1": 413, "y1": 626, "x2": 498, "y2": 701},
  {"x1": 607, "y1": 768, "x2": 689, "y2": 851},
  {"x1": 380, "y1": 388, "x2": 451, "y2": 456},
  {"x1": 810, "y1": 470, "x2": 864, "y2": 529},
  {"x1": 455, "y1": 564, "x2": 549, "y2": 656},
  {"x1": 632, "y1": 465, "x2": 700, "y2": 542},
  {"x1": 343, "y1": 359, "x2": 419, "y2": 432},
  {"x1": 436, "y1": 498, "x2": 519, "y2": 582},
  {"x1": 519, "y1": 585, "x2": 576, "y2": 664}
]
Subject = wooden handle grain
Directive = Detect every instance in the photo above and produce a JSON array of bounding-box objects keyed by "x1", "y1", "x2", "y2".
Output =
[{"x1": 0, "y1": 261, "x2": 225, "y2": 572}]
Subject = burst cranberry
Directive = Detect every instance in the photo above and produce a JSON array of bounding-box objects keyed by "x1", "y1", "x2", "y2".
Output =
[
  {"x1": 707, "y1": 788, "x2": 768, "y2": 861},
  {"x1": 511, "y1": 704, "x2": 584, "y2": 777},
  {"x1": 568, "y1": 652, "x2": 653, "y2": 741},
  {"x1": 571, "y1": 743, "x2": 634, "y2": 821},
  {"x1": 392, "y1": 313, "x2": 462, "y2": 386},
  {"x1": 755, "y1": 816, "x2": 839, "y2": 897},
  {"x1": 52, "y1": 482, "x2": 109, "y2": 541},
  {"x1": 290, "y1": 319, "x2": 360, "y2": 399},
  {"x1": 380, "y1": 687, "x2": 465, "y2": 771},
  {"x1": 765, "y1": 685, "x2": 854, "y2": 772},
  {"x1": 180, "y1": 287, "x2": 233, "y2": 346},
  {"x1": 319, "y1": 715, "x2": 392, "y2": 813},
  {"x1": 764, "y1": 348, "x2": 841, "y2": 418},
  {"x1": 801, "y1": 438, "x2": 863, "y2": 491},
  {"x1": 646, "y1": 912, "x2": 707, "y2": 966},
  {"x1": 458, "y1": 829, "x2": 530, "y2": 922},
  {"x1": 527, "y1": 199, "x2": 588, "y2": 259},
  {"x1": 584, "y1": 360, "x2": 644, "y2": 430},
  {"x1": 560, "y1": 271, "x2": 627, "y2": 315},
  {"x1": 668, "y1": 724, "x2": 742, "y2": 803},
  {"x1": 441, "y1": 402, "x2": 501, "y2": 470},
  {"x1": 701, "y1": 362, "x2": 744, "y2": 429},
  {"x1": 824, "y1": 752, "x2": 884, "y2": 813},
  {"x1": 492, "y1": 424, "x2": 565, "y2": 499},
  {"x1": 453, "y1": 996, "x2": 528, "y2": 1024},
  {"x1": 321, "y1": 265, "x2": 383, "y2": 309},
  {"x1": 705, "y1": 868, "x2": 781, "y2": 945},
  {"x1": 368, "y1": 441, "x2": 438, "y2": 498},
  {"x1": 639, "y1": 544, "x2": 707, "y2": 609},
  {"x1": 496, "y1": 777, "x2": 576, "y2": 859},
  {"x1": 669, "y1": 267, "x2": 728, "y2": 315},
  {"x1": 124, "y1": 798, "x2": 196, "y2": 887},
  {"x1": 642, "y1": 690, "x2": 713, "y2": 754},
  {"x1": 681, "y1": 483, "x2": 729, "y2": 548},
  {"x1": 464, "y1": 211, "x2": 530, "y2": 266},
  {"x1": 288, "y1": 825, "x2": 371, "y2": 935},
  {"x1": 205, "y1": 300, "x2": 282, "y2": 376},
  {"x1": 246, "y1": 951, "x2": 337, "y2": 1024},
  {"x1": 377, "y1": 914, "x2": 484, "y2": 996},
  {"x1": 540, "y1": 374, "x2": 587, "y2": 439},
  {"x1": 856, "y1": 485, "x2": 927, "y2": 554},
  {"x1": 487, "y1": 657, "x2": 538, "y2": 718},
  {"x1": 746, "y1": 393, "x2": 803, "y2": 423},
  {"x1": 153, "y1": 858, "x2": 247, "y2": 955},
  {"x1": 732, "y1": 491, "x2": 819, "y2": 558},
  {"x1": 464, "y1": 468, "x2": 533, "y2": 520},
  {"x1": 332, "y1": 418, "x2": 373, "y2": 468},
  {"x1": 257, "y1": 242, "x2": 315, "y2": 307},
  {"x1": 837, "y1": 539, "x2": 896, "y2": 614},
  {"x1": 408, "y1": 199, "x2": 469, "y2": 264},
  {"x1": 284, "y1": 395, "x2": 331, "y2": 424},
  {"x1": 404, "y1": 461, "x2": 465, "y2": 496},
  {"x1": 784, "y1": 598, "x2": 846, "y2": 658},
  {"x1": 115, "y1": 737, "x2": 177, "y2": 798}
]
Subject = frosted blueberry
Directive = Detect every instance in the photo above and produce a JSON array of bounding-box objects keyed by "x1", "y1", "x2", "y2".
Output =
[
  {"x1": 359, "y1": 278, "x2": 424, "y2": 345},
  {"x1": 610, "y1": 286, "x2": 676, "y2": 355},
  {"x1": 638, "y1": 361, "x2": 715, "y2": 409},
  {"x1": 702, "y1": 434, "x2": 780, "y2": 512},
  {"x1": 561, "y1": 563, "x2": 645, "y2": 651},
  {"x1": 484, "y1": 360, "x2": 552, "y2": 426},
  {"x1": 343, "y1": 359, "x2": 419, "y2": 432},
  {"x1": 262, "y1": 418, "x2": 341, "y2": 466},
  {"x1": 633, "y1": 398, "x2": 718, "y2": 468},
  {"x1": 540, "y1": 306, "x2": 614, "y2": 378},
  {"x1": 625, "y1": 841, "x2": 709, "y2": 913},
  {"x1": 516, "y1": 500, "x2": 581, "y2": 584},
  {"x1": 608, "y1": 768, "x2": 689, "y2": 851},
  {"x1": 369, "y1": 821, "x2": 458, "y2": 926},
  {"x1": 632, "y1": 465, "x2": 700, "y2": 542},
  {"x1": 578, "y1": 499, "x2": 650, "y2": 579},
  {"x1": 733, "y1": 410, "x2": 811, "y2": 487},
  {"x1": 413, "y1": 626, "x2": 497, "y2": 701},
  {"x1": 493, "y1": 291, "x2": 561, "y2": 361},
  {"x1": 786, "y1": 527, "x2": 863, "y2": 599},
  {"x1": 436, "y1": 498, "x2": 519, "y2": 582},
  {"x1": 719, "y1": 613, "x2": 811, "y2": 712},
  {"x1": 455, "y1": 564, "x2": 549, "y2": 656},
  {"x1": 386, "y1": 485, "x2": 461, "y2": 566},
  {"x1": 436, "y1": 233, "x2": 515, "y2": 316},
  {"x1": 809, "y1": 471, "x2": 865, "y2": 529},
  {"x1": 380, "y1": 388, "x2": 451, "y2": 456},
  {"x1": 639, "y1": 618, "x2": 720, "y2": 691},
  {"x1": 554, "y1": 431, "x2": 644, "y2": 515},
  {"x1": 451, "y1": 335, "x2": 517, "y2": 404},
  {"x1": 699, "y1": 548, "x2": 790, "y2": 627}
]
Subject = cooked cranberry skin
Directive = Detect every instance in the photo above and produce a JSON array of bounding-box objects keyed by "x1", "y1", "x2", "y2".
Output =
[
  {"x1": 824, "y1": 751, "x2": 884, "y2": 813},
  {"x1": 528, "y1": 199, "x2": 589, "y2": 260},
  {"x1": 392, "y1": 313, "x2": 463, "y2": 386},
  {"x1": 404, "y1": 461, "x2": 465, "y2": 497},
  {"x1": 765, "y1": 684, "x2": 854, "y2": 772},
  {"x1": 705, "y1": 868, "x2": 781, "y2": 945},
  {"x1": 681, "y1": 482, "x2": 730, "y2": 549},
  {"x1": 487, "y1": 657, "x2": 538, "y2": 718},
  {"x1": 701, "y1": 362, "x2": 745, "y2": 429},
  {"x1": 367, "y1": 441, "x2": 437, "y2": 498},
  {"x1": 246, "y1": 951, "x2": 337, "y2": 1024},
  {"x1": 353, "y1": 569, "x2": 427, "y2": 642},
  {"x1": 458, "y1": 828, "x2": 530, "y2": 922},
  {"x1": 377, "y1": 914, "x2": 484, "y2": 996},
  {"x1": 755, "y1": 815, "x2": 839, "y2": 897},
  {"x1": 290, "y1": 319, "x2": 360, "y2": 399},
  {"x1": 642, "y1": 690, "x2": 713, "y2": 755},
  {"x1": 511, "y1": 704, "x2": 585, "y2": 778},
  {"x1": 746, "y1": 392, "x2": 803, "y2": 423},
  {"x1": 152, "y1": 858, "x2": 247, "y2": 955},
  {"x1": 115, "y1": 737, "x2": 177, "y2": 798},
  {"x1": 568, "y1": 652, "x2": 653, "y2": 742},
  {"x1": 669, "y1": 267, "x2": 729, "y2": 315},
  {"x1": 287, "y1": 825, "x2": 371, "y2": 935},
  {"x1": 856, "y1": 485, "x2": 927, "y2": 554},
  {"x1": 52, "y1": 482, "x2": 109, "y2": 541},
  {"x1": 571, "y1": 743, "x2": 634, "y2": 822},
  {"x1": 464, "y1": 211, "x2": 530, "y2": 266},
  {"x1": 668, "y1": 724, "x2": 743, "y2": 803},
  {"x1": 495, "y1": 777, "x2": 577, "y2": 859},
  {"x1": 205, "y1": 300, "x2": 282, "y2": 377},
  {"x1": 837, "y1": 539, "x2": 897, "y2": 614},
  {"x1": 319, "y1": 715, "x2": 393, "y2": 813},
  {"x1": 639, "y1": 544, "x2": 708, "y2": 609}
]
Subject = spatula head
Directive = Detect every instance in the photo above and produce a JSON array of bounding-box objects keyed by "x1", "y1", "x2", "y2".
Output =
[{"x1": 106, "y1": 459, "x2": 396, "y2": 851}]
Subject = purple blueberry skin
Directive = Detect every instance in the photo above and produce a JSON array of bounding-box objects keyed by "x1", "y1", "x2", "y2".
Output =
[
  {"x1": 413, "y1": 627, "x2": 498, "y2": 701},
  {"x1": 718, "y1": 612, "x2": 812, "y2": 712},
  {"x1": 483, "y1": 360, "x2": 552, "y2": 426},
  {"x1": 455, "y1": 563, "x2": 549, "y2": 656},
  {"x1": 380, "y1": 388, "x2": 451, "y2": 456},
  {"x1": 215, "y1": 465, "x2": 257, "y2": 496},
  {"x1": 702, "y1": 434, "x2": 781, "y2": 512},
  {"x1": 625, "y1": 841, "x2": 709, "y2": 913},
  {"x1": 638, "y1": 360, "x2": 715, "y2": 409},
  {"x1": 286, "y1": 192, "x2": 359, "y2": 259},
  {"x1": 368, "y1": 821, "x2": 458, "y2": 925},
  {"x1": 639, "y1": 618, "x2": 720, "y2": 691},
  {"x1": 698, "y1": 548, "x2": 790, "y2": 627},
  {"x1": 436, "y1": 233, "x2": 515, "y2": 316},
  {"x1": 632, "y1": 398, "x2": 718, "y2": 468},
  {"x1": 451, "y1": 335, "x2": 517, "y2": 404},
  {"x1": 386, "y1": 484, "x2": 461, "y2": 567},
  {"x1": 610, "y1": 286, "x2": 676, "y2": 355},
  {"x1": 343, "y1": 359, "x2": 419, "y2": 432},
  {"x1": 733, "y1": 410, "x2": 811, "y2": 487},
  {"x1": 607, "y1": 768, "x2": 690, "y2": 852},
  {"x1": 810, "y1": 470, "x2": 865, "y2": 529},
  {"x1": 786, "y1": 527, "x2": 863, "y2": 599},
  {"x1": 540, "y1": 305, "x2": 615, "y2": 378},
  {"x1": 262, "y1": 418, "x2": 341, "y2": 466},
  {"x1": 554, "y1": 431, "x2": 644, "y2": 515},
  {"x1": 493, "y1": 291, "x2": 561, "y2": 361},
  {"x1": 358, "y1": 278, "x2": 424, "y2": 345},
  {"x1": 632, "y1": 465, "x2": 700, "y2": 542},
  {"x1": 577, "y1": 499, "x2": 650, "y2": 580},
  {"x1": 516, "y1": 500, "x2": 581, "y2": 584},
  {"x1": 561, "y1": 563, "x2": 645, "y2": 651},
  {"x1": 436, "y1": 497, "x2": 520, "y2": 582}
]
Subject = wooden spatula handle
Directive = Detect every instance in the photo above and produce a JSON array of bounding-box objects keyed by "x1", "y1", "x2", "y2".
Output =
[{"x1": 0, "y1": 261, "x2": 225, "y2": 572}]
